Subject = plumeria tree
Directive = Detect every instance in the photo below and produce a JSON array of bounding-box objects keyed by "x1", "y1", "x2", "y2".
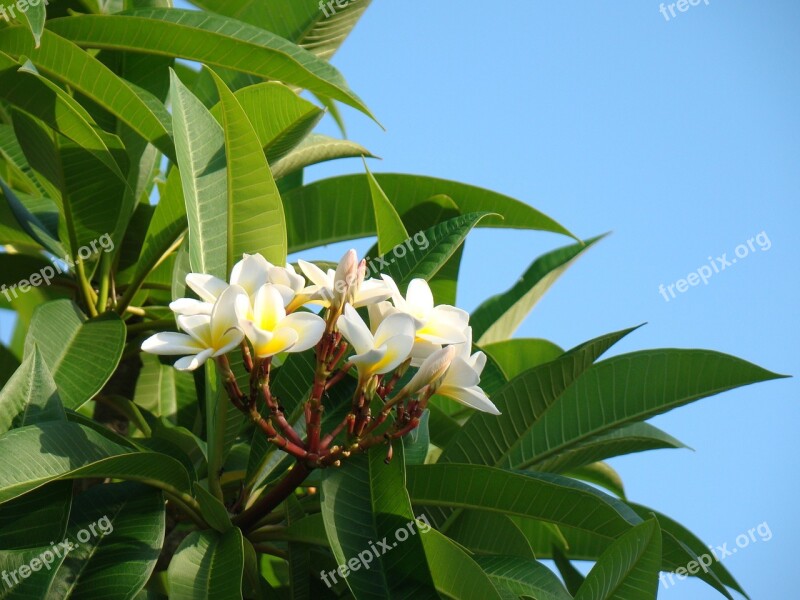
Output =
[{"x1": 0, "y1": 1, "x2": 786, "y2": 599}]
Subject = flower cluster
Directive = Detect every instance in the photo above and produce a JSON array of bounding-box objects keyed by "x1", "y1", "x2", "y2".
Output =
[{"x1": 141, "y1": 249, "x2": 498, "y2": 467}]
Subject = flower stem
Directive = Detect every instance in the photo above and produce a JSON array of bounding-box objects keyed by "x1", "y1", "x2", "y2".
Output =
[{"x1": 234, "y1": 462, "x2": 311, "y2": 532}]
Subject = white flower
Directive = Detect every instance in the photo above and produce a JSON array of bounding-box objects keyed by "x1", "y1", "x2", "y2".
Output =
[
  {"x1": 436, "y1": 328, "x2": 499, "y2": 415},
  {"x1": 401, "y1": 345, "x2": 457, "y2": 396},
  {"x1": 337, "y1": 304, "x2": 416, "y2": 380},
  {"x1": 268, "y1": 263, "x2": 306, "y2": 307},
  {"x1": 298, "y1": 250, "x2": 391, "y2": 309},
  {"x1": 142, "y1": 286, "x2": 244, "y2": 371},
  {"x1": 238, "y1": 284, "x2": 326, "y2": 358},
  {"x1": 377, "y1": 276, "x2": 469, "y2": 365}
]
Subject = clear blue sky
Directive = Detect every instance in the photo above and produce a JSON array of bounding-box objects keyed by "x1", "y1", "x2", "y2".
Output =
[{"x1": 3, "y1": 1, "x2": 798, "y2": 597}]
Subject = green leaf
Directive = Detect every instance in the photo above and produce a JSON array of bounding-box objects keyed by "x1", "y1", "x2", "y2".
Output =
[
  {"x1": 472, "y1": 235, "x2": 605, "y2": 345},
  {"x1": 566, "y1": 461, "x2": 626, "y2": 499},
  {"x1": 628, "y1": 503, "x2": 748, "y2": 598},
  {"x1": 48, "y1": 9, "x2": 374, "y2": 119},
  {"x1": 45, "y1": 482, "x2": 166, "y2": 599},
  {"x1": 552, "y1": 546, "x2": 586, "y2": 595},
  {"x1": 440, "y1": 326, "x2": 640, "y2": 468},
  {"x1": 0, "y1": 28, "x2": 174, "y2": 159},
  {"x1": 190, "y1": 0, "x2": 372, "y2": 60},
  {"x1": 0, "y1": 421, "x2": 192, "y2": 504},
  {"x1": 168, "y1": 528, "x2": 245, "y2": 600},
  {"x1": 575, "y1": 518, "x2": 662, "y2": 600},
  {"x1": 134, "y1": 354, "x2": 198, "y2": 426},
  {"x1": 20, "y1": 0, "x2": 47, "y2": 48},
  {"x1": 321, "y1": 445, "x2": 437, "y2": 598},
  {"x1": 211, "y1": 69, "x2": 287, "y2": 267},
  {"x1": 0, "y1": 53, "x2": 127, "y2": 181},
  {"x1": 403, "y1": 410, "x2": 430, "y2": 466},
  {"x1": 0, "y1": 481, "x2": 72, "y2": 551},
  {"x1": 378, "y1": 212, "x2": 493, "y2": 291},
  {"x1": 418, "y1": 527, "x2": 505, "y2": 600},
  {"x1": 209, "y1": 81, "x2": 323, "y2": 164},
  {"x1": 475, "y1": 555, "x2": 574, "y2": 600},
  {"x1": 23, "y1": 300, "x2": 125, "y2": 410},
  {"x1": 366, "y1": 163, "x2": 409, "y2": 255},
  {"x1": 0, "y1": 544, "x2": 68, "y2": 598},
  {"x1": 283, "y1": 174, "x2": 576, "y2": 252},
  {"x1": 523, "y1": 349, "x2": 786, "y2": 469},
  {"x1": 169, "y1": 70, "x2": 228, "y2": 279},
  {"x1": 0, "y1": 345, "x2": 20, "y2": 389},
  {"x1": 194, "y1": 482, "x2": 233, "y2": 533},
  {"x1": 0, "y1": 176, "x2": 65, "y2": 257},
  {"x1": 532, "y1": 422, "x2": 688, "y2": 474},
  {"x1": 482, "y1": 338, "x2": 565, "y2": 379},
  {"x1": 446, "y1": 511, "x2": 534, "y2": 558},
  {"x1": 0, "y1": 345, "x2": 65, "y2": 435},
  {"x1": 272, "y1": 134, "x2": 372, "y2": 180},
  {"x1": 407, "y1": 465, "x2": 641, "y2": 542}
]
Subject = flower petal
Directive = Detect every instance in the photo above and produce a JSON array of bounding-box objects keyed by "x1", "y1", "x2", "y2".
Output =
[
  {"x1": 438, "y1": 384, "x2": 500, "y2": 415},
  {"x1": 337, "y1": 304, "x2": 375, "y2": 356},
  {"x1": 186, "y1": 273, "x2": 228, "y2": 303},
  {"x1": 252, "y1": 284, "x2": 287, "y2": 331},
  {"x1": 298, "y1": 259, "x2": 332, "y2": 288},
  {"x1": 211, "y1": 285, "x2": 247, "y2": 346},
  {"x1": 230, "y1": 253, "x2": 270, "y2": 296},
  {"x1": 176, "y1": 315, "x2": 213, "y2": 347},
  {"x1": 174, "y1": 348, "x2": 214, "y2": 371},
  {"x1": 353, "y1": 278, "x2": 393, "y2": 307},
  {"x1": 279, "y1": 312, "x2": 326, "y2": 353},
  {"x1": 372, "y1": 334, "x2": 415, "y2": 374},
  {"x1": 405, "y1": 278, "x2": 434, "y2": 315},
  {"x1": 374, "y1": 312, "x2": 416, "y2": 348},
  {"x1": 444, "y1": 355, "x2": 481, "y2": 388},
  {"x1": 142, "y1": 332, "x2": 205, "y2": 355},
  {"x1": 170, "y1": 298, "x2": 213, "y2": 316}
]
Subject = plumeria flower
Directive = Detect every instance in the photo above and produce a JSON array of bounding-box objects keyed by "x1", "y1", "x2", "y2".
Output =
[
  {"x1": 188, "y1": 253, "x2": 269, "y2": 302},
  {"x1": 142, "y1": 286, "x2": 244, "y2": 371},
  {"x1": 374, "y1": 276, "x2": 469, "y2": 365},
  {"x1": 337, "y1": 304, "x2": 416, "y2": 381},
  {"x1": 268, "y1": 263, "x2": 306, "y2": 307},
  {"x1": 436, "y1": 328, "x2": 499, "y2": 415},
  {"x1": 298, "y1": 250, "x2": 391, "y2": 309},
  {"x1": 237, "y1": 284, "x2": 326, "y2": 358}
]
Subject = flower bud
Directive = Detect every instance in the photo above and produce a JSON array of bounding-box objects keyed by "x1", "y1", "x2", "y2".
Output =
[
  {"x1": 332, "y1": 249, "x2": 358, "y2": 309},
  {"x1": 400, "y1": 345, "x2": 457, "y2": 397}
]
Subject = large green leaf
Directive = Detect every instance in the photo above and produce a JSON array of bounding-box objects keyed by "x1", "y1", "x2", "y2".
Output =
[
  {"x1": 282, "y1": 174, "x2": 576, "y2": 252},
  {"x1": 378, "y1": 212, "x2": 492, "y2": 291},
  {"x1": 134, "y1": 353, "x2": 197, "y2": 426},
  {"x1": 0, "y1": 346, "x2": 65, "y2": 435},
  {"x1": 628, "y1": 503, "x2": 748, "y2": 598},
  {"x1": 211, "y1": 70, "x2": 287, "y2": 267},
  {"x1": 0, "y1": 53, "x2": 127, "y2": 181},
  {"x1": 45, "y1": 482, "x2": 166, "y2": 599},
  {"x1": 440, "y1": 326, "x2": 639, "y2": 467},
  {"x1": 575, "y1": 518, "x2": 661, "y2": 600},
  {"x1": 482, "y1": 338, "x2": 564, "y2": 379},
  {"x1": 0, "y1": 481, "x2": 72, "y2": 551},
  {"x1": 475, "y1": 555, "x2": 573, "y2": 600},
  {"x1": 0, "y1": 421, "x2": 192, "y2": 504},
  {"x1": 407, "y1": 465, "x2": 641, "y2": 543},
  {"x1": 190, "y1": 0, "x2": 372, "y2": 60},
  {"x1": 321, "y1": 445, "x2": 437, "y2": 598},
  {"x1": 445, "y1": 511, "x2": 534, "y2": 558},
  {"x1": 170, "y1": 70, "x2": 228, "y2": 279},
  {"x1": 208, "y1": 81, "x2": 323, "y2": 164},
  {"x1": 532, "y1": 422, "x2": 688, "y2": 474},
  {"x1": 20, "y1": 0, "x2": 47, "y2": 47},
  {"x1": 0, "y1": 174, "x2": 65, "y2": 258},
  {"x1": 48, "y1": 9, "x2": 374, "y2": 118},
  {"x1": 521, "y1": 349, "x2": 785, "y2": 469},
  {"x1": 271, "y1": 134, "x2": 372, "y2": 180},
  {"x1": 472, "y1": 235, "x2": 604, "y2": 345},
  {"x1": 23, "y1": 301, "x2": 125, "y2": 410},
  {"x1": 367, "y1": 163, "x2": 408, "y2": 255},
  {"x1": 0, "y1": 28, "x2": 173, "y2": 158},
  {"x1": 168, "y1": 528, "x2": 245, "y2": 600},
  {"x1": 418, "y1": 528, "x2": 504, "y2": 600}
]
